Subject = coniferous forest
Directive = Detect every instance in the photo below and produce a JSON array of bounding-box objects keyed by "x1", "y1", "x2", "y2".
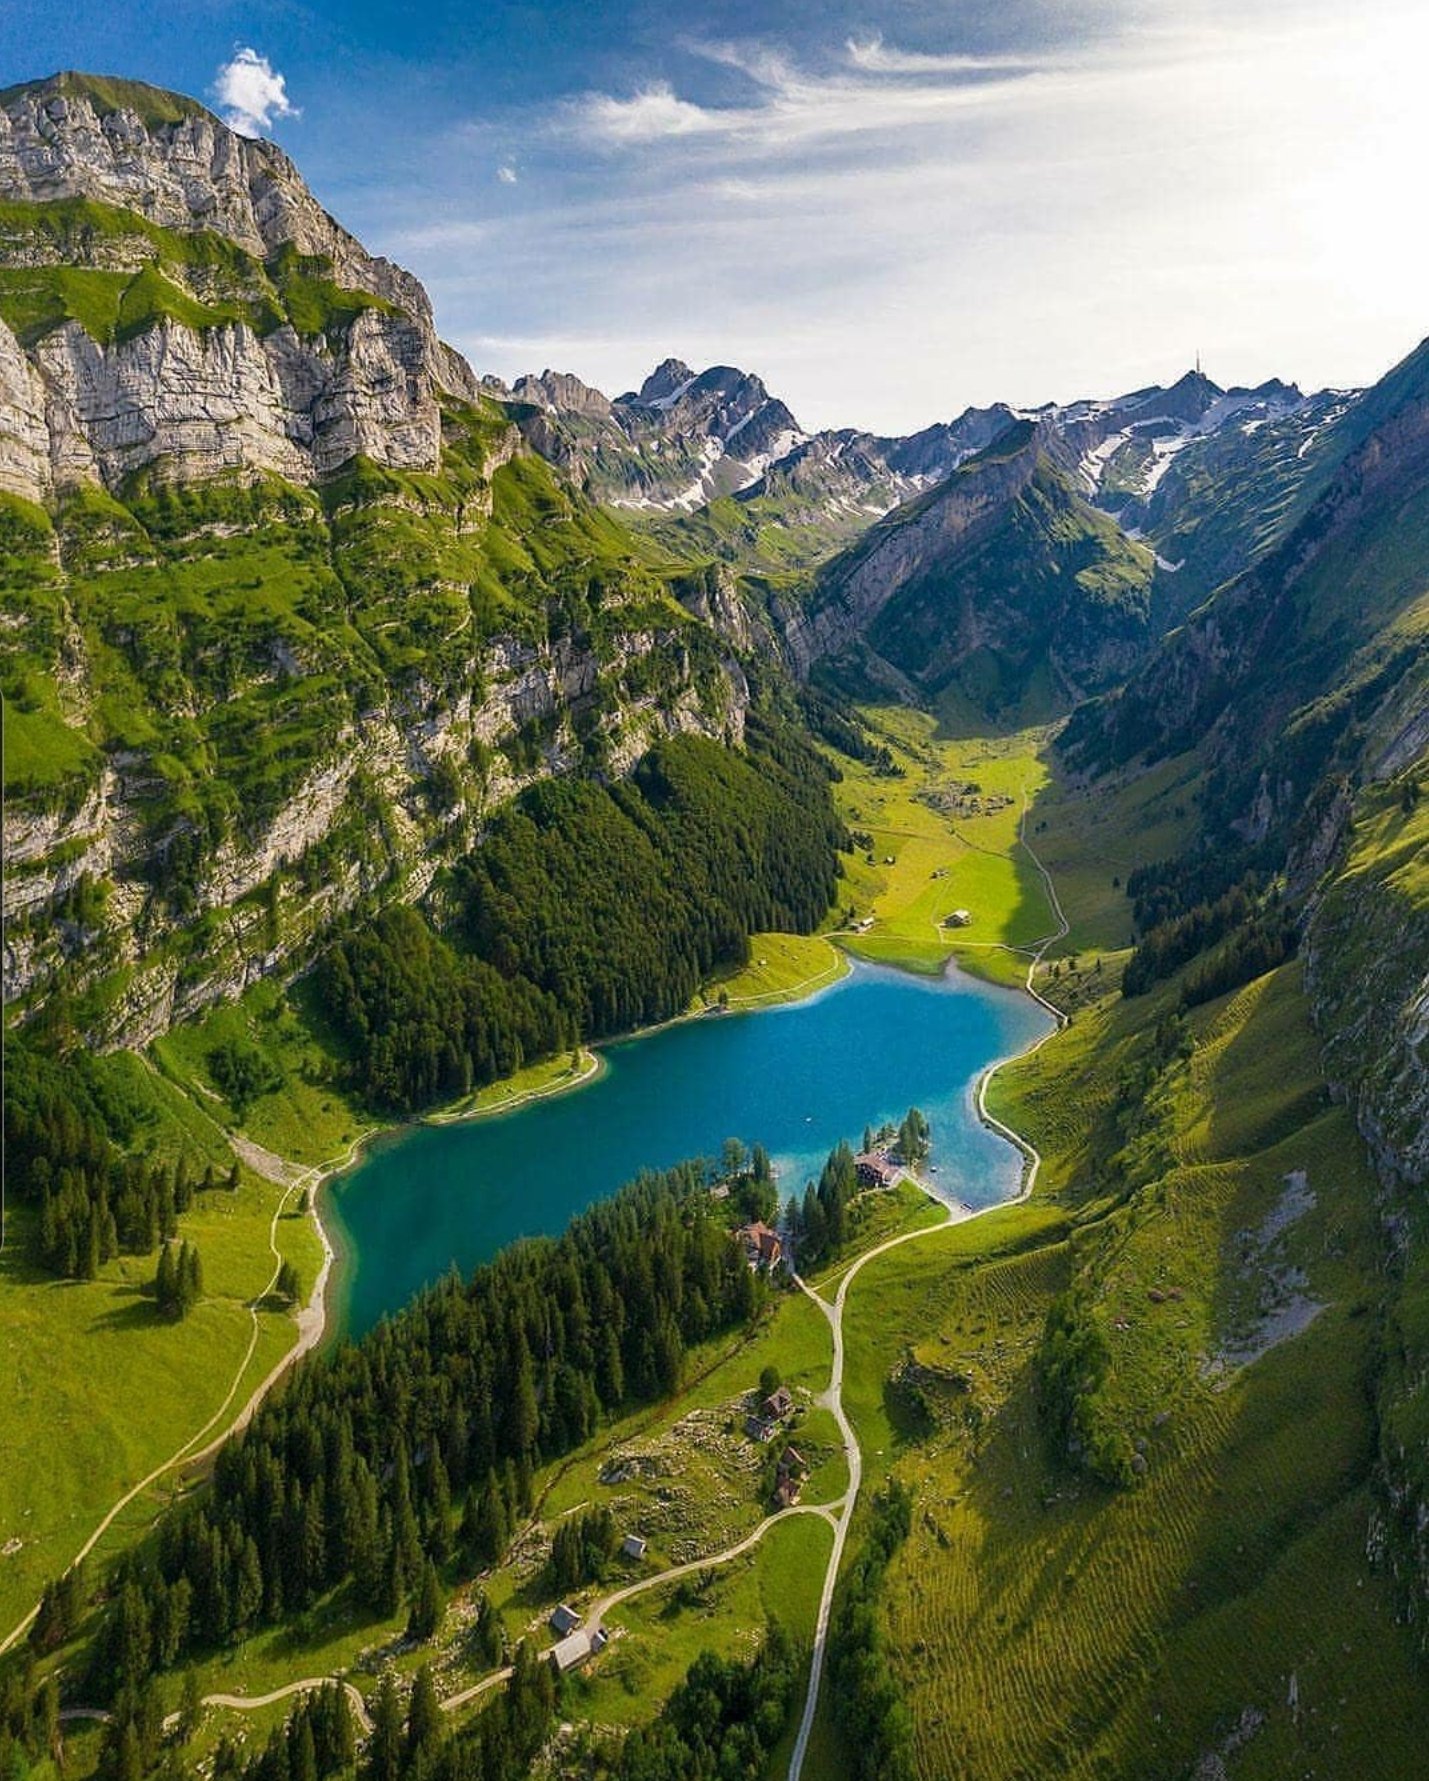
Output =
[
  {"x1": 79, "y1": 1161, "x2": 766, "y2": 1774},
  {"x1": 322, "y1": 722, "x2": 844, "y2": 1112}
]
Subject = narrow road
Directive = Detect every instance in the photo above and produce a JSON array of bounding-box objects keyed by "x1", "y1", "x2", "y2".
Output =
[
  {"x1": 786, "y1": 796, "x2": 1068, "y2": 1780},
  {"x1": 164, "y1": 1677, "x2": 373, "y2": 1737},
  {"x1": 439, "y1": 1502, "x2": 837, "y2": 1715}
]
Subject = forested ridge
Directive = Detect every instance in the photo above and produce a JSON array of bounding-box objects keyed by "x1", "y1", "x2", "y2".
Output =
[
  {"x1": 77, "y1": 1161, "x2": 767, "y2": 1774},
  {"x1": 322, "y1": 722, "x2": 844, "y2": 1112}
]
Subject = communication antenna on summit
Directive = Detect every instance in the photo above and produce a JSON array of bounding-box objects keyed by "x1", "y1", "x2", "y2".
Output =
[{"x1": 1195, "y1": 348, "x2": 1202, "y2": 377}]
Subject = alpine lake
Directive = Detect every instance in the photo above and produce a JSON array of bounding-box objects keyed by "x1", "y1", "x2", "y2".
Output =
[{"x1": 329, "y1": 956, "x2": 1052, "y2": 1336}]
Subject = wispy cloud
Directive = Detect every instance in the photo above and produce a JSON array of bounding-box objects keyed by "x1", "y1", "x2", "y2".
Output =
[
  {"x1": 565, "y1": 42, "x2": 1042, "y2": 151},
  {"x1": 388, "y1": 0, "x2": 1429, "y2": 429},
  {"x1": 844, "y1": 35, "x2": 1041, "y2": 76},
  {"x1": 213, "y1": 47, "x2": 298, "y2": 138}
]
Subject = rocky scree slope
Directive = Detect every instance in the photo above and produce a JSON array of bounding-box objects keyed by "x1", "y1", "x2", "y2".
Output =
[{"x1": 0, "y1": 75, "x2": 752, "y2": 1048}]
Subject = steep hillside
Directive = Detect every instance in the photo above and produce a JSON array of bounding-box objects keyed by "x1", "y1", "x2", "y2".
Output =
[
  {"x1": 1067, "y1": 336, "x2": 1429, "y2": 850},
  {"x1": 1065, "y1": 335, "x2": 1429, "y2": 1661},
  {"x1": 780, "y1": 422, "x2": 1154, "y2": 718},
  {"x1": 0, "y1": 76, "x2": 767, "y2": 1048}
]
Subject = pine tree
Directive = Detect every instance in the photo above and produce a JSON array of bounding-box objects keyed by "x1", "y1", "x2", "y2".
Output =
[
  {"x1": 155, "y1": 1242, "x2": 178, "y2": 1317},
  {"x1": 180, "y1": 1242, "x2": 203, "y2": 1312},
  {"x1": 510, "y1": 1342, "x2": 539, "y2": 1456},
  {"x1": 472, "y1": 1590, "x2": 504, "y2": 1668},
  {"x1": 425, "y1": 1449, "x2": 452, "y2": 1563},
  {"x1": 365, "y1": 1673, "x2": 402, "y2": 1781},
  {"x1": 290, "y1": 1714, "x2": 318, "y2": 1781},
  {"x1": 178, "y1": 1669, "x2": 203, "y2": 1742},
  {"x1": 406, "y1": 1557, "x2": 444, "y2": 1641},
  {"x1": 406, "y1": 1664, "x2": 441, "y2": 1766}
]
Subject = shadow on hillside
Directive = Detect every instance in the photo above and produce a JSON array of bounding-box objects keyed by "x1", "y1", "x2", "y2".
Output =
[{"x1": 89, "y1": 1283, "x2": 166, "y2": 1332}]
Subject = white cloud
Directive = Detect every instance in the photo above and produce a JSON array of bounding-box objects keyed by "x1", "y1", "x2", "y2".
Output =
[
  {"x1": 497, "y1": 164, "x2": 519, "y2": 184},
  {"x1": 567, "y1": 56, "x2": 1038, "y2": 151},
  {"x1": 213, "y1": 47, "x2": 298, "y2": 138},
  {"x1": 572, "y1": 83, "x2": 725, "y2": 143},
  {"x1": 844, "y1": 34, "x2": 1040, "y2": 75},
  {"x1": 398, "y1": 0, "x2": 1429, "y2": 430}
]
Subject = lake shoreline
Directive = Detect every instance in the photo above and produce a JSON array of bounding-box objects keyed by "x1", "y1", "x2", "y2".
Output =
[
  {"x1": 314, "y1": 942, "x2": 863, "y2": 1333},
  {"x1": 325, "y1": 943, "x2": 1050, "y2": 1339}
]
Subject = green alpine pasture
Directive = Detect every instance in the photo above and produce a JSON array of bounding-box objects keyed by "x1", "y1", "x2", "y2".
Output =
[
  {"x1": 0, "y1": 1053, "x2": 322, "y2": 1637},
  {"x1": 812, "y1": 943, "x2": 1429, "y2": 1781}
]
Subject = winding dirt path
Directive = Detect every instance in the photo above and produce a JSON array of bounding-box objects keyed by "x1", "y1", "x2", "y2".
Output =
[
  {"x1": 0, "y1": 1121, "x2": 362, "y2": 1658},
  {"x1": 179, "y1": 1677, "x2": 373, "y2": 1737}
]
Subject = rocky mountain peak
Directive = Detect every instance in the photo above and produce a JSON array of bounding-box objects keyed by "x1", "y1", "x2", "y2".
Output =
[
  {"x1": 1134, "y1": 369, "x2": 1224, "y2": 424},
  {"x1": 0, "y1": 71, "x2": 428, "y2": 319},
  {"x1": 511, "y1": 369, "x2": 614, "y2": 420},
  {"x1": 0, "y1": 70, "x2": 486, "y2": 499},
  {"x1": 632, "y1": 358, "x2": 697, "y2": 406}
]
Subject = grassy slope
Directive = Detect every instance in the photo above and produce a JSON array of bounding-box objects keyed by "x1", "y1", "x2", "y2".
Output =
[
  {"x1": 824, "y1": 908, "x2": 1429, "y2": 1781},
  {"x1": 27, "y1": 1168, "x2": 941, "y2": 1773},
  {"x1": 694, "y1": 931, "x2": 850, "y2": 1010},
  {"x1": 828, "y1": 706, "x2": 1055, "y2": 983},
  {"x1": 0, "y1": 194, "x2": 396, "y2": 351},
  {"x1": 0, "y1": 1058, "x2": 322, "y2": 1635}
]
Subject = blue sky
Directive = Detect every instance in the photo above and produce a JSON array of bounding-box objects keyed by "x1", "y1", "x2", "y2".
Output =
[{"x1": 4, "y1": 0, "x2": 1426, "y2": 430}]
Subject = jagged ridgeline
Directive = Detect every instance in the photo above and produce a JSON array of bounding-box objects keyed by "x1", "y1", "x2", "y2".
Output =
[{"x1": 0, "y1": 73, "x2": 819, "y2": 1068}]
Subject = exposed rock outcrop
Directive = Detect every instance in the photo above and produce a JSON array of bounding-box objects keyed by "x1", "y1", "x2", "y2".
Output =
[{"x1": 0, "y1": 73, "x2": 477, "y2": 497}]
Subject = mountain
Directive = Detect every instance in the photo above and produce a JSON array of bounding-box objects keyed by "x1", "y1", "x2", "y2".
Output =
[
  {"x1": 500, "y1": 358, "x2": 806, "y2": 512},
  {"x1": 1067, "y1": 335, "x2": 1429, "y2": 837},
  {"x1": 0, "y1": 71, "x2": 484, "y2": 494},
  {"x1": 776, "y1": 419, "x2": 1155, "y2": 717},
  {"x1": 0, "y1": 73, "x2": 758, "y2": 1043},
  {"x1": 1064, "y1": 332, "x2": 1429, "y2": 1644},
  {"x1": 504, "y1": 359, "x2": 1363, "y2": 708}
]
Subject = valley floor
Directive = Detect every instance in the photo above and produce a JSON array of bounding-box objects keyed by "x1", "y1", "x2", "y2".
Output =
[{"x1": 8, "y1": 709, "x2": 1427, "y2": 1781}]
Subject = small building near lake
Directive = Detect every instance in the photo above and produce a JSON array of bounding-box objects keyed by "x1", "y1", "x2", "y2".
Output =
[
  {"x1": 855, "y1": 1152, "x2": 901, "y2": 1191},
  {"x1": 735, "y1": 1220, "x2": 783, "y2": 1270}
]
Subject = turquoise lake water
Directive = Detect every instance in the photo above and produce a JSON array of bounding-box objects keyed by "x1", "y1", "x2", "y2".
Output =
[{"x1": 328, "y1": 958, "x2": 1051, "y2": 1337}]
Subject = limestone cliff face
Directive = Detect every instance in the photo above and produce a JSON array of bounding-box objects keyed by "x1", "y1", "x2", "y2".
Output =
[
  {"x1": 2, "y1": 306, "x2": 445, "y2": 494},
  {"x1": 0, "y1": 74, "x2": 753, "y2": 1049},
  {"x1": 0, "y1": 75, "x2": 425, "y2": 311},
  {"x1": 0, "y1": 74, "x2": 476, "y2": 498},
  {"x1": 5, "y1": 615, "x2": 747, "y2": 1049}
]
